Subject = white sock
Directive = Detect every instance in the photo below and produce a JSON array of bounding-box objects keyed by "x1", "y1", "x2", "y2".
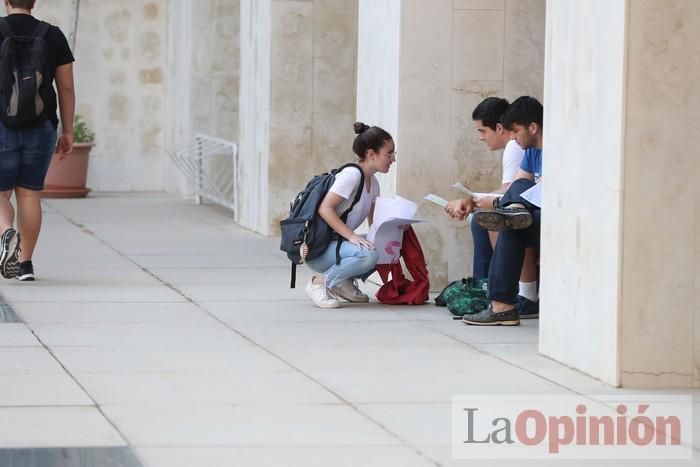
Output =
[{"x1": 519, "y1": 281, "x2": 538, "y2": 302}]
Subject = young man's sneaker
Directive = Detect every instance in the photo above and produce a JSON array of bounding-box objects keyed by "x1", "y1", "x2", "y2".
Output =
[
  {"x1": 516, "y1": 295, "x2": 539, "y2": 319},
  {"x1": 473, "y1": 207, "x2": 532, "y2": 232},
  {"x1": 305, "y1": 277, "x2": 340, "y2": 309},
  {"x1": 0, "y1": 228, "x2": 21, "y2": 279},
  {"x1": 16, "y1": 261, "x2": 35, "y2": 282},
  {"x1": 330, "y1": 278, "x2": 369, "y2": 303},
  {"x1": 462, "y1": 304, "x2": 520, "y2": 326}
]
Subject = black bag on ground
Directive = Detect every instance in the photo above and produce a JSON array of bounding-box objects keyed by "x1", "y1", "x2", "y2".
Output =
[
  {"x1": 0, "y1": 18, "x2": 51, "y2": 129},
  {"x1": 280, "y1": 163, "x2": 364, "y2": 288}
]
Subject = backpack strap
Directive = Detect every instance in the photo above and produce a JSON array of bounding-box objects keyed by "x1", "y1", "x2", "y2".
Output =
[
  {"x1": 0, "y1": 18, "x2": 13, "y2": 38},
  {"x1": 33, "y1": 21, "x2": 50, "y2": 39},
  {"x1": 290, "y1": 262, "x2": 297, "y2": 288},
  {"x1": 333, "y1": 163, "x2": 365, "y2": 265}
]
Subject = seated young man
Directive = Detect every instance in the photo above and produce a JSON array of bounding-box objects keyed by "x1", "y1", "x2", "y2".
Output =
[
  {"x1": 445, "y1": 97, "x2": 539, "y2": 318},
  {"x1": 447, "y1": 96, "x2": 543, "y2": 326}
]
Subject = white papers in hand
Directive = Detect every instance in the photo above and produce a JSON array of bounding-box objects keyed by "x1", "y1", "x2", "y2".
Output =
[{"x1": 368, "y1": 196, "x2": 422, "y2": 264}]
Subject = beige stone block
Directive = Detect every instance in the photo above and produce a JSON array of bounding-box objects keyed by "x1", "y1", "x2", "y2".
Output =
[
  {"x1": 95, "y1": 128, "x2": 135, "y2": 191},
  {"x1": 216, "y1": 0, "x2": 240, "y2": 17},
  {"x1": 213, "y1": 77, "x2": 240, "y2": 141},
  {"x1": 271, "y1": 2, "x2": 314, "y2": 124},
  {"x1": 312, "y1": 58, "x2": 355, "y2": 115},
  {"x1": 626, "y1": 0, "x2": 700, "y2": 115},
  {"x1": 268, "y1": 124, "x2": 313, "y2": 232},
  {"x1": 311, "y1": 113, "x2": 355, "y2": 174},
  {"x1": 192, "y1": 30, "x2": 215, "y2": 75},
  {"x1": 192, "y1": 0, "x2": 216, "y2": 28},
  {"x1": 451, "y1": 82, "x2": 505, "y2": 193},
  {"x1": 313, "y1": 0, "x2": 358, "y2": 60},
  {"x1": 211, "y1": 32, "x2": 240, "y2": 77},
  {"x1": 504, "y1": 0, "x2": 545, "y2": 100},
  {"x1": 619, "y1": 115, "x2": 696, "y2": 388},
  {"x1": 452, "y1": 10, "x2": 504, "y2": 82},
  {"x1": 191, "y1": 77, "x2": 214, "y2": 123},
  {"x1": 454, "y1": 0, "x2": 504, "y2": 9}
]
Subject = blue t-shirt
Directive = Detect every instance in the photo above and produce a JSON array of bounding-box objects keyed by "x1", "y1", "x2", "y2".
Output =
[{"x1": 520, "y1": 147, "x2": 543, "y2": 182}]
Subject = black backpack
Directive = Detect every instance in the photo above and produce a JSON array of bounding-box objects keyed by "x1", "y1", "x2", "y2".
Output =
[
  {"x1": 280, "y1": 163, "x2": 364, "y2": 288},
  {"x1": 0, "y1": 18, "x2": 51, "y2": 129}
]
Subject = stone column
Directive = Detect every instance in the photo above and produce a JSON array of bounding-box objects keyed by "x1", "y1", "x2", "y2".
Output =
[
  {"x1": 356, "y1": 0, "x2": 545, "y2": 287},
  {"x1": 238, "y1": 0, "x2": 358, "y2": 235},
  {"x1": 540, "y1": 0, "x2": 700, "y2": 388}
]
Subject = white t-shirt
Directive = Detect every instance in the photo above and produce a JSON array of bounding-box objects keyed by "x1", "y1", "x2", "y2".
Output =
[
  {"x1": 328, "y1": 166, "x2": 379, "y2": 231},
  {"x1": 501, "y1": 139, "x2": 525, "y2": 184}
]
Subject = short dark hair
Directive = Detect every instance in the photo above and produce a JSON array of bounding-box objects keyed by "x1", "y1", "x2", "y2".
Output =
[
  {"x1": 502, "y1": 96, "x2": 543, "y2": 130},
  {"x1": 352, "y1": 122, "x2": 392, "y2": 160},
  {"x1": 8, "y1": 0, "x2": 36, "y2": 9},
  {"x1": 471, "y1": 97, "x2": 509, "y2": 130}
]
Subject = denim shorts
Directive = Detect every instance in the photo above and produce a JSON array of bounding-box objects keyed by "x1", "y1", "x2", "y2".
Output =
[{"x1": 0, "y1": 120, "x2": 57, "y2": 191}]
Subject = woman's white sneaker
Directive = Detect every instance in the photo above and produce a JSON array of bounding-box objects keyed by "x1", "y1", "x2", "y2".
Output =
[
  {"x1": 305, "y1": 278, "x2": 340, "y2": 308},
  {"x1": 330, "y1": 278, "x2": 369, "y2": 303}
]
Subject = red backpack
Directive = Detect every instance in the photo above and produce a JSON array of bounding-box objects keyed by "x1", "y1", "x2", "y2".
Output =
[{"x1": 375, "y1": 227, "x2": 429, "y2": 305}]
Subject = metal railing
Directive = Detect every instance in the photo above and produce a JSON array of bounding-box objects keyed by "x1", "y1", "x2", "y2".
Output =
[{"x1": 167, "y1": 134, "x2": 238, "y2": 220}]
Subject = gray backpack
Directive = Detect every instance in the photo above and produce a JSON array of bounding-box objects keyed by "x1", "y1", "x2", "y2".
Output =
[
  {"x1": 279, "y1": 164, "x2": 364, "y2": 288},
  {"x1": 0, "y1": 18, "x2": 51, "y2": 129}
]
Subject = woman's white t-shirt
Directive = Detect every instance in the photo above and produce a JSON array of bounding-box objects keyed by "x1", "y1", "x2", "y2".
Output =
[{"x1": 328, "y1": 166, "x2": 379, "y2": 231}]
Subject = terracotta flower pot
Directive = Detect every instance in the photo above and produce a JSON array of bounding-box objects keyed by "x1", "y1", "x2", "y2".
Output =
[{"x1": 41, "y1": 142, "x2": 93, "y2": 198}]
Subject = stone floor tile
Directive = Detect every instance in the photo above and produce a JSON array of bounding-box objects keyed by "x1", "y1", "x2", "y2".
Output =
[
  {"x1": 0, "y1": 323, "x2": 41, "y2": 347},
  {"x1": 17, "y1": 302, "x2": 213, "y2": 325},
  {"x1": 0, "y1": 407, "x2": 125, "y2": 448},
  {"x1": 77, "y1": 371, "x2": 339, "y2": 406},
  {"x1": 103, "y1": 405, "x2": 400, "y2": 447},
  {"x1": 0, "y1": 348, "x2": 65, "y2": 374},
  {"x1": 0, "y1": 374, "x2": 92, "y2": 406},
  {"x1": 51, "y1": 345, "x2": 292, "y2": 373}
]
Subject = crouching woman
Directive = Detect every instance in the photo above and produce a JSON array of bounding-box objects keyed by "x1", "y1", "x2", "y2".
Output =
[{"x1": 304, "y1": 122, "x2": 396, "y2": 308}]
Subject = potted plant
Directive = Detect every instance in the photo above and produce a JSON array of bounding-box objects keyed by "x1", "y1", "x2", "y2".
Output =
[{"x1": 41, "y1": 115, "x2": 95, "y2": 198}]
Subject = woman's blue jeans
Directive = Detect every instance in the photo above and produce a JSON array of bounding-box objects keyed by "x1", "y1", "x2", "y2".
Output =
[{"x1": 305, "y1": 239, "x2": 379, "y2": 289}]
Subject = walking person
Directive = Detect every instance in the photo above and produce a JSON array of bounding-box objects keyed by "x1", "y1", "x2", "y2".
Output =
[
  {"x1": 304, "y1": 122, "x2": 396, "y2": 308},
  {"x1": 0, "y1": 0, "x2": 75, "y2": 281}
]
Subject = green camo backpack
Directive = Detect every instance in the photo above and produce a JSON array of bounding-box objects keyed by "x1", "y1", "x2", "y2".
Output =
[{"x1": 445, "y1": 278, "x2": 489, "y2": 316}]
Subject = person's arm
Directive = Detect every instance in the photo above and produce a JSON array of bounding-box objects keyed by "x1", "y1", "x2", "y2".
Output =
[
  {"x1": 318, "y1": 192, "x2": 374, "y2": 249},
  {"x1": 55, "y1": 63, "x2": 75, "y2": 159}
]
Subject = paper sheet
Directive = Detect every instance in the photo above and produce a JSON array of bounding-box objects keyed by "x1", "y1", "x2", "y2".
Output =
[
  {"x1": 520, "y1": 183, "x2": 542, "y2": 208},
  {"x1": 368, "y1": 196, "x2": 423, "y2": 264},
  {"x1": 423, "y1": 193, "x2": 448, "y2": 207},
  {"x1": 452, "y1": 182, "x2": 491, "y2": 198}
]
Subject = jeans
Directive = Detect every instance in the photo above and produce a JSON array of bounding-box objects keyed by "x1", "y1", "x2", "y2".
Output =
[
  {"x1": 305, "y1": 239, "x2": 379, "y2": 289},
  {"x1": 488, "y1": 178, "x2": 541, "y2": 305},
  {"x1": 0, "y1": 120, "x2": 57, "y2": 191},
  {"x1": 471, "y1": 215, "x2": 492, "y2": 281}
]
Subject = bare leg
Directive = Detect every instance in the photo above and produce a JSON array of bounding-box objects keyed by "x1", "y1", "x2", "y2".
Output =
[
  {"x1": 488, "y1": 231, "x2": 498, "y2": 249},
  {"x1": 519, "y1": 247, "x2": 538, "y2": 282},
  {"x1": 0, "y1": 190, "x2": 14, "y2": 231},
  {"x1": 15, "y1": 187, "x2": 42, "y2": 262}
]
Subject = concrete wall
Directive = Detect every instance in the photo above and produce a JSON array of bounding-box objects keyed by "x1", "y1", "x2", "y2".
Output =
[
  {"x1": 541, "y1": 0, "x2": 700, "y2": 388},
  {"x1": 238, "y1": 0, "x2": 358, "y2": 235},
  {"x1": 619, "y1": 0, "x2": 700, "y2": 388},
  {"x1": 357, "y1": 0, "x2": 546, "y2": 287},
  {"x1": 35, "y1": 0, "x2": 169, "y2": 191},
  {"x1": 35, "y1": 0, "x2": 239, "y2": 195},
  {"x1": 539, "y1": 0, "x2": 627, "y2": 386}
]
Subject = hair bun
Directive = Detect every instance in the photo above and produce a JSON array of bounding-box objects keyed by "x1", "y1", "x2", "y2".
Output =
[{"x1": 353, "y1": 122, "x2": 370, "y2": 135}]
